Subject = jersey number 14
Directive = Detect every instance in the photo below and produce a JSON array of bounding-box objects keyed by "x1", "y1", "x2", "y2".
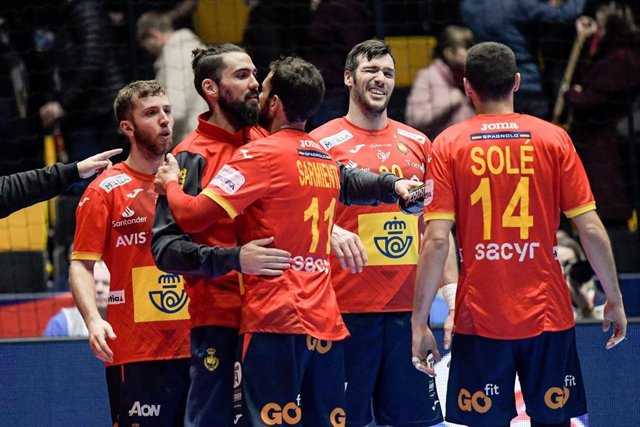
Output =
[{"x1": 470, "y1": 177, "x2": 533, "y2": 240}]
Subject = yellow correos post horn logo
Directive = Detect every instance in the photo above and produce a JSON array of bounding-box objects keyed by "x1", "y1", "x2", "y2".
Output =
[
  {"x1": 358, "y1": 212, "x2": 418, "y2": 266},
  {"x1": 132, "y1": 266, "x2": 189, "y2": 322}
]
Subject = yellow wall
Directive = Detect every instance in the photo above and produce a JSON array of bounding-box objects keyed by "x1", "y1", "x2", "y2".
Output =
[{"x1": 194, "y1": 0, "x2": 250, "y2": 44}]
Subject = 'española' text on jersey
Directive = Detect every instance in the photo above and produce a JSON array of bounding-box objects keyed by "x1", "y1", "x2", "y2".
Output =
[
  {"x1": 425, "y1": 113, "x2": 595, "y2": 339},
  {"x1": 202, "y1": 129, "x2": 349, "y2": 341},
  {"x1": 73, "y1": 163, "x2": 191, "y2": 366},
  {"x1": 310, "y1": 118, "x2": 430, "y2": 313}
]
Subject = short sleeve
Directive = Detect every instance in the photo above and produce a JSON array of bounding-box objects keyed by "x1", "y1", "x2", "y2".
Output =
[
  {"x1": 72, "y1": 188, "x2": 110, "y2": 260},
  {"x1": 558, "y1": 131, "x2": 596, "y2": 217},
  {"x1": 424, "y1": 135, "x2": 456, "y2": 221}
]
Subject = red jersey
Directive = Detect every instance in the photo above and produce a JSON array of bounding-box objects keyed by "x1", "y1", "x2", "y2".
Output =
[
  {"x1": 310, "y1": 117, "x2": 429, "y2": 312},
  {"x1": 171, "y1": 115, "x2": 268, "y2": 329},
  {"x1": 425, "y1": 113, "x2": 595, "y2": 339},
  {"x1": 202, "y1": 129, "x2": 349, "y2": 340},
  {"x1": 72, "y1": 162, "x2": 190, "y2": 366}
]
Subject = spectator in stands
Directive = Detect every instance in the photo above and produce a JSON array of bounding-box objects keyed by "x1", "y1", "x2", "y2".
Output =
[
  {"x1": 0, "y1": 148, "x2": 122, "y2": 219},
  {"x1": 44, "y1": 260, "x2": 110, "y2": 337},
  {"x1": 564, "y1": 1, "x2": 640, "y2": 226},
  {"x1": 39, "y1": 0, "x2": 125, "y2": 164},
  {"x1": 405, "y1": 25, "x2": 475, "y2": 140},
  {"x1": 460, "y1": 0, "x2": 586, "y2": 119},
  {"x1": 305, "y1": 0, "x2": 372, "y2": 129},
  {"x1": 557, "y1": 230, "x2": 606, "y2": 320},
  {"x1": 136, "y1": 11, "x2": 207, "y2": 143}
]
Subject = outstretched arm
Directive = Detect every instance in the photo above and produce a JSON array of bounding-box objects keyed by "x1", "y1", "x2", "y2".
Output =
[
  {"x1": 152, "y1": 152, "x2": 290, "y2": 278},
  {"x1": 338, "y1": 163, "x2": 423, "y2": 206}
]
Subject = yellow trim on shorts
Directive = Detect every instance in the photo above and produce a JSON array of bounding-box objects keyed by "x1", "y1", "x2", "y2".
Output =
[
  {"x1": 202, "y1": 189, "x2": 238, "y2": 219},
  {"x1": 72, "y1": 252, "x2": 102, "y2": 261},
  {"x1": 564, "y1": 202, "x2": 596, "y2": 218},
  {"x1": 424, "y1": 212, "x2": 455, "y2": 222}
]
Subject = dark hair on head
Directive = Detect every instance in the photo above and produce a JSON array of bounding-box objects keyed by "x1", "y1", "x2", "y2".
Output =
[
  {"x1": 465, "y1": 42, "x2": 516, "y2": 101},
  {"x1": 345, "y1": 39, "x2": 396, "y2": 73},
  {"x1": 269, "y1": 56, "x2": 325, "y2": 122},
  {"x1": 192, "y1": 44, "x2": 247, "y2": 99},
  {"x1": 435, "y1": 25, "x2": 474, "y2": 59},
  {"x1": 136, "y1": 11, "x2": 173, "y2": 43},
  {"x1": 114, "y1": 80, "x2": 166, "y2": 122}
]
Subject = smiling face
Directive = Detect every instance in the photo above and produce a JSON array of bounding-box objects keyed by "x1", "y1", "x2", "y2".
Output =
[
  {"x1": 346, "y1": 53, "x2": 396, "y2": 115},
  {"x1": 128, "y1": 94, "x2": 173, "y2": 157},
  {"x1": 216, "y1": 51, "x2": 260, "y2": 127}
]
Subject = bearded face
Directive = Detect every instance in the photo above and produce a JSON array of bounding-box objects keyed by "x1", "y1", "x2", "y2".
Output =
[
  {"x1": 219, "y1": 85, "x2": 259, "y2": 127},
  {"x1": 257, "y1": 93, "x2": 275, "y2": 131},
  {"x1": 133, "y1": 124, "x2": 172, "y2": 156}
]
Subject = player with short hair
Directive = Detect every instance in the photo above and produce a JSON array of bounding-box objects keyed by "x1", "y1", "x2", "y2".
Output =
[
  {"x1": 70, "y1": 80, "x2": 191, "y2": 427},
  {"x1": 412, "y1": 41, "x2": 627, "y2": 427},
  {"x1": 310, "y1": 38, "x2": 457, "y2": 427},
  {"x1": 151, "y1": 44, "x2": 292, "y2": 427}
]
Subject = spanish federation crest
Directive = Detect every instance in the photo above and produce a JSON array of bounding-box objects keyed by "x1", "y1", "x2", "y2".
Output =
[{"x1": 204, "y1": 348, "x2": 219, "y2": 372}]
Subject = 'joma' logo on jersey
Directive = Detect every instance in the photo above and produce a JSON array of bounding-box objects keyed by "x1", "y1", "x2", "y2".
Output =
[{"x1": 480, "y1": 122, "x2": 519, "y2": 131}]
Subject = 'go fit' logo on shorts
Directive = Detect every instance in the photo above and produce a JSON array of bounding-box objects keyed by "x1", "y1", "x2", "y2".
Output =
[
  {"x1": 260, "y1": 402, "x2": 301, "y2": 425},
  {"x1": 306, "y1": 336, "x2": 332, "y2": 354},
  {"x1": 457, "y1": 388, "x2": 493, "y2": 414}
]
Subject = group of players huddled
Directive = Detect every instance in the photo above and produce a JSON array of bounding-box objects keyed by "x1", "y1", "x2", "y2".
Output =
[{"x1": 66, "y1": 38, "x2": 626, "y2": 427}]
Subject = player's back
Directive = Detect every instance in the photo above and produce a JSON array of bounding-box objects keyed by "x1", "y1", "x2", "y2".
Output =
[
  {"x1": 428, "y1": 113, "x2": 595, "y2": 339},
  {"x1": 233, "y1": 130, "x2": 341, "y2": 260},
  {"x1": 207, "y1": 129, "x2": 346, "y2": 340}
]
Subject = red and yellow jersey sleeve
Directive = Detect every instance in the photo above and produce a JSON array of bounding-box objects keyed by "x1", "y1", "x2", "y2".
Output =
[
  {"x1": 311, "y1": 118, "x2": 429, "y2": 312},
  {"x1": 426, "y1": 113, "x2": 594, "y2": 339},
  {"x1": 73, "y1": 187, "x2": 110, "y2": 261},
  {"x1": 201, "y1": 143, "x2": 272, "y2": 219},
  {"x1": 558, "y1": 130, "x2": 596, "y2": 217}
]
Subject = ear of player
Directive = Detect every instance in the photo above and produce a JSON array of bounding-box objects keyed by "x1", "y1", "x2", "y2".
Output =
[{"x1": 398, "y1": 183, "x2": 426, "y2": 215}]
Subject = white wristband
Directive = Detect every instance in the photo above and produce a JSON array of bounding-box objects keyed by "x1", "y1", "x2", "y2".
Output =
[{"x1": 441, "y1": 283, "x2": 457, "y2": 310}]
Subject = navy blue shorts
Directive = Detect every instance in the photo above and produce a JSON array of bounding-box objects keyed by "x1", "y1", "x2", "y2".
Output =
[
  {"x1": 343, "y1": 312, "x2": 443, "y2": 427},
  {"x1": 446, "y1": 328, "x2": 588, "y2": 426},
  {"x1": 185, "y1": 325, "x2": 239, "y2": 427},
  {"x1": 236, "y1": 333, "x2": 346, "y2": 427},
  {"x1": 106, "y1": 358, "x2": 190, "y2": 427}
]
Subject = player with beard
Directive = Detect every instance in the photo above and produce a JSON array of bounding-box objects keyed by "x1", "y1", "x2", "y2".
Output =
[
  {"x1": 70, "y1": 80, "x2": 191, "y2": 427},
  {"x1": 151, "y1": 44, "x2": 292, "y2": 427},
  {"x1": 310, "y1": 39, "x2": 459, "y2": 427}
]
